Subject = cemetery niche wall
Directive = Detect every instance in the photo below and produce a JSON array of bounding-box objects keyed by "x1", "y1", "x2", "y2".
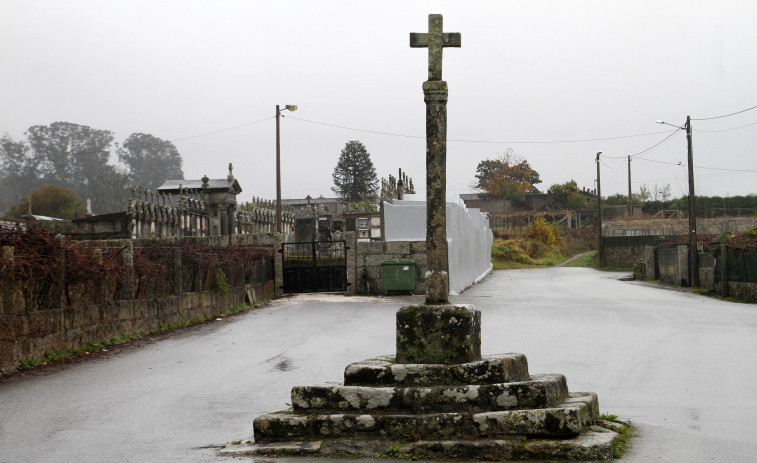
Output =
[{"x1": 71, "y1": 165, "x2": 295, "y2": 241}]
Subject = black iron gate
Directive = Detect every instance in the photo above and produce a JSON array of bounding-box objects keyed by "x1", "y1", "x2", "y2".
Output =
[{"x1": 281, "y1": 240, "x2": 348, "y2": 293}]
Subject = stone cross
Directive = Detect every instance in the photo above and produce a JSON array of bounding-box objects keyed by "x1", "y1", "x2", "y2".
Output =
[
  {"x1": 410, "y1": 14, "x2": 460, "y2": 304},
  {"x1": 410, "y1": 14, "x2": 461, "y2": 81}
]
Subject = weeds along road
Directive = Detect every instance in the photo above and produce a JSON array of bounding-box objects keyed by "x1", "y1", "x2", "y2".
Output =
[{"x1": 1, "y1": 267, "x2": 756, "y2": 462}]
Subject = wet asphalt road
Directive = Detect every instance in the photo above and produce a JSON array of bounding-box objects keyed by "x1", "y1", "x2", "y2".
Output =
[{"x1": 1, "y1": 267, "x2": 756, "y2": 462}]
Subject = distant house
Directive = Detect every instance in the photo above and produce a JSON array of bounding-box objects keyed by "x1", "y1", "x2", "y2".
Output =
[{"x1": 459, "y1": 194, "x2": 512, "y2": 214}]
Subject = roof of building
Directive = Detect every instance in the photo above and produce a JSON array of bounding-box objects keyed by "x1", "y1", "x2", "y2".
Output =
[
  {"x1": 281, "y1": 197, "x2": 343, "y2": 205},
  {"x1": 158, "y1": 178, "x2": 242, "y2": 194}
]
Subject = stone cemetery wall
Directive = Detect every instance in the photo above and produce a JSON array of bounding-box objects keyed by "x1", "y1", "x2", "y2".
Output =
[
  {"x1": 0, "y1": 232, "x2": 275, "y2": 374},
  {"x1": 355, "y1": 240, "x2": 427, "y2": 295},
  {"x1": 71, "y1": 212, "x2": 131, "y2": 239}
]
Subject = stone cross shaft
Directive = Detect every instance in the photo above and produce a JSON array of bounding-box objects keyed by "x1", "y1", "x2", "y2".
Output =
[{"x1": 410, "y1": 14, "x2": 460, "y2": 304}]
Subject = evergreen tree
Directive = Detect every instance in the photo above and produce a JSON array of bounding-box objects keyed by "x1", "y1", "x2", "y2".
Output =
[{"x1": 331, "y1": 141, "x2": 379, "y2": 203}]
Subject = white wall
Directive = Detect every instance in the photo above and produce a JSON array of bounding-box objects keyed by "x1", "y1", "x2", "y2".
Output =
[{"x1": 383, "y1": 200, "x2": 493, "y2": 295}]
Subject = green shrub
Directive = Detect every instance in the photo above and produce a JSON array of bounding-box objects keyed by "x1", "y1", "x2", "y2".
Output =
[
  {"x1": 527, "y1": 217, "x2": 564, "y2": 245},
  {"x1": 213, "y1": 268, "x2": 231, "y2": 294}
]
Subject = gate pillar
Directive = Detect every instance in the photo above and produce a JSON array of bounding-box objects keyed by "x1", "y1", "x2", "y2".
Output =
[{"x1": 345, "y1": 231, "x2": 357, "y2": 296}]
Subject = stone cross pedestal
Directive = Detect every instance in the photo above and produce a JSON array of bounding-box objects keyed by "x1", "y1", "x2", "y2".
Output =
[
  {"x1": 410, "y1": 14, "x2": 460, "y2": 304},
  {"x1": 232, "y1": 15, "x2": 618, "y2": 462}
]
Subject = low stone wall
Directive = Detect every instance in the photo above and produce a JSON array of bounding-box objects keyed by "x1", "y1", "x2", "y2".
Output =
[
  {"x1": 603, "y1": 235, "x2": 670, "y2": 269},
  {"x1": 637, "y1": 242, "x2": 757, "y2": 301},
  {"x1": 355, "y1": 241, "x2": 427, "y2": 295},
  {"x1": 0, "y1": 234, "x2": 275, "y2": 374},
  {"x1": 718, "y1": 282, "x2": 757, "y2": 302}
]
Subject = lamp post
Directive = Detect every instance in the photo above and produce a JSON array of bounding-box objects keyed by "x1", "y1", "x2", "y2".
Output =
[
  {"x1": 657, "y1": 117, "x2": 698, "y2": 286},
  {"x1": 276, "y1": 104, "x2": 298, "y2": 234}
]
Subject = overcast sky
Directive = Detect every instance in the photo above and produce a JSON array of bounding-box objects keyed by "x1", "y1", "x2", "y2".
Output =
[{"x1": 2, "y1": 1, "x2": 756, "y2": 204}]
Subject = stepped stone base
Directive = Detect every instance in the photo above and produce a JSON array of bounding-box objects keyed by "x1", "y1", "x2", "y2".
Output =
[
  {"x1": 228, "y1": 302, "x2": 616, "y2": 461},
  {"x1": 293, "y1": 373, "x2": 568, "y2": 413},
  {"x1": 254, "y1": 392, "x2": 598, "y2": 442},
  {"x1": 344, "y1": 353, "x2": 529, "y2": 386},
  {"x1": 220, "y1": 428, "x2": 617, "y2": 461}
]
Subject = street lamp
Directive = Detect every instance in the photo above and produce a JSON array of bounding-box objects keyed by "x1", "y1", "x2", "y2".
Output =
[
  {"x1": 657, "y1": 117, "x2": 698, "y2": 286},
  {"x1": 276, "y1": 104, "x2": 298, "y2": 234}
]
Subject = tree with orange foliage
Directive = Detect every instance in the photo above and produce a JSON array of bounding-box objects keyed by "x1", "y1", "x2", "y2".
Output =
[{"x1": 473, "y1": 149, "x2": 541, "y2": 204}]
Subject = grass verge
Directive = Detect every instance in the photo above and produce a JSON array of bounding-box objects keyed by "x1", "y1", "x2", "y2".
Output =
[
  {"x1": 598, "y1": 413, "x2": 638, "y2": 459},
  {"x1": 492, "y1": 226, "x2": 596, "y2": 270},
  {"x1": 561, "y1": 251, "x2": 598, "y2": 268}
]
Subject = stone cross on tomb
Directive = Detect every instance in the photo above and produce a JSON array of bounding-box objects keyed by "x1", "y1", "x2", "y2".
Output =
[{"x1": 410, "y1": 14, "x2": 460, "y2": 304}]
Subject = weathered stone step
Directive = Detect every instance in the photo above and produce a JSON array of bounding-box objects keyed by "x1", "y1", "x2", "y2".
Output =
[
  {"x1": 343, "y1": 353, "x2": 529, "y2": 387},
  {"x1": 292, "y1": 374, "x2": 567, "y2": 413},
  {"x1": 223, "y1": 427, "x2": 616, "y2": 461},
  {"x1": 254, "y1": 392, "x2": 598, "y2": 443}
]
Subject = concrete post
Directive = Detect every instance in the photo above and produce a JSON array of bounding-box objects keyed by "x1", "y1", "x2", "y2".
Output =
[
  {"x1": 2, "y1": 246, "x2": 14, "y2": 314},
  {"x1": 93, "y1": 249, "x2": 106, "y2": 303},
  {"x1": 274, "y1": 232, "x2": 284, "y2": 296},
  {"x1": 51, "y1": 235, "x2": 66, "y2": 309},
  {"x1": 173, "y1": 247, "x2": 183, "y2": 296},
  {"x1": 721, "y1": 244, "x2": 729, "y2": 298},
  {"x1": 122, "y1": 241, "x2": 134, "y2": 300}
]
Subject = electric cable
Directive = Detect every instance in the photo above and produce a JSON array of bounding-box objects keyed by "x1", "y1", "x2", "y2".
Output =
[
  {"x1": 170, "y1": 116, "x2": 273, "y2": 142},
  {"x1": 634, "y1": 156, "x2": 757, "y2": 173},
  {"x1": 697, "y1": 120, "x2": 757, "y2": 133},
  {"x1": 286, "y1": 115, "x2": 672, "y2": 144},
  {"x1": 692, "y1": 104, "x2": 757, "y2": 121}
]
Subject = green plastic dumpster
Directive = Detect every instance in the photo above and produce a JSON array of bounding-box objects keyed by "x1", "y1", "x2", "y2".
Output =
[{"x1": 382, "y1": 258, "x2": 416, "y2": 292}]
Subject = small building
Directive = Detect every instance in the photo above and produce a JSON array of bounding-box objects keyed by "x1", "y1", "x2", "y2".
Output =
[
  {"x1": 459, "y1": 194, "x2": 512, "y2": 214},
  {"x1": 158, "y1": 168, "x2": 242, "y2": 236}
]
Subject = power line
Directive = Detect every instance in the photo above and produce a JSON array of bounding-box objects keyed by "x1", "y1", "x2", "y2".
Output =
[
  {"x1": 165, "y1": 108, "x2": 755, "y2": 145},
  {"x1": 697, "y1": 120, "x2": 757, "y2": 133},
  {"x1": 286, "y1": 115, "x2": 672, "y2": 144},
  {"x1": 285, "y1": 116, "x2": 423, "y2": 139},
  {"x1": 630, "y1": 129, "x2": 681, "y2": 158},
  {"x1": 634, "y1": 156, "x2": 757, "y2": 173},
  {"x1": 692, "y1": 104, "x2": 757, "y2": 121},
  {"x1": 170, "y1": 116, "x2": 273, "y2": 142}
]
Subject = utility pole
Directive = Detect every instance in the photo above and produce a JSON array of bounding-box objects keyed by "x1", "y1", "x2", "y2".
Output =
[
  {"x1": 596, "y1": 152, "x2": 604, "y2": 267},
  {"x1": 275, "y1": 104, "x2": 298, "y2": 234},
  {"x1": 686, "y1": 115, "x2": 699, "y2": 286},
  {"x1": 627, "y1": 155, "x2": 633, "y2": 217},
  {"x1": 275, "y1": 104, "x2": 282, "y2": 234}
]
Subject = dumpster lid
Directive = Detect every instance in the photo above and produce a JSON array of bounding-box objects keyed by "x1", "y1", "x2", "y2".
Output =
[{"x1": 382, "y1": 258, "x2": 416, "y2": 264}]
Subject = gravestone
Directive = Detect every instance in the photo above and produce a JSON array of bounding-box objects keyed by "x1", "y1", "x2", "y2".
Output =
[{"x1": 225, "y1": 14, "x2": 619, "y2": 461}]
